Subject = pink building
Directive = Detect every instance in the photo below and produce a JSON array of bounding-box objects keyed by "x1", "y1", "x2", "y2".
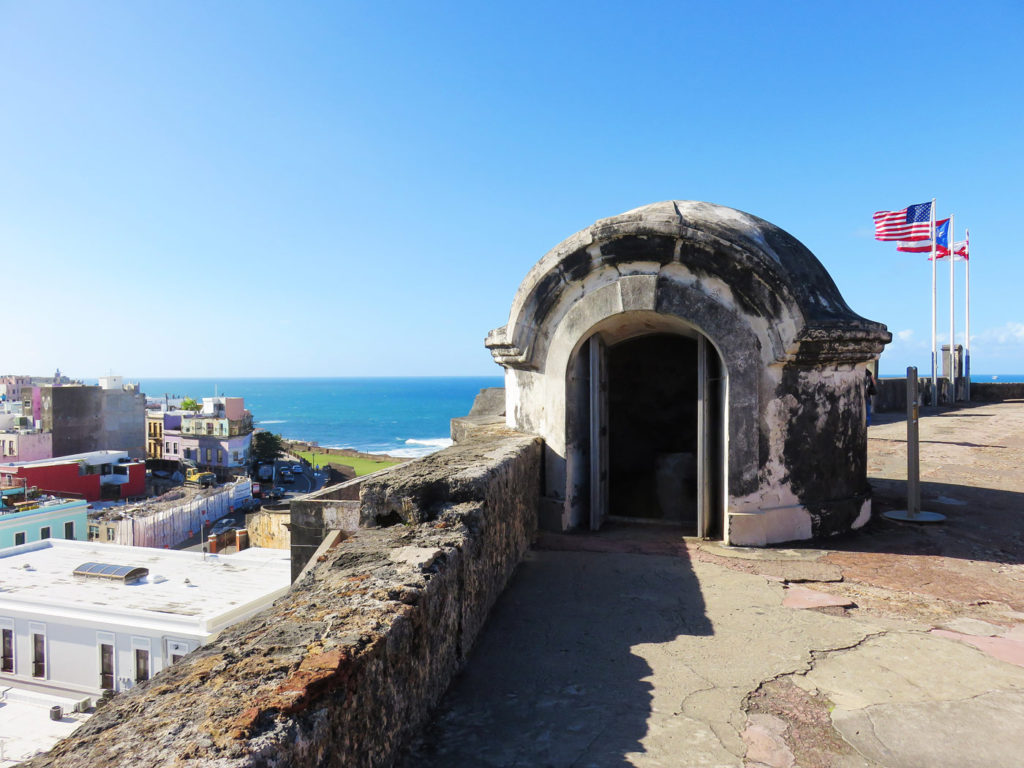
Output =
[
  {"x1": 0, "y1": 431, "x2": 53, "y2": 463},
  {"x1": 0, "y1": 375, "x2": 31, "y2": 403}
]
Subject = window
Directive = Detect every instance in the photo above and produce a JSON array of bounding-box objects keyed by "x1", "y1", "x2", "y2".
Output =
[
  {"x1": 134, "y1": 645, "x2": 150, "y2": 683},
  {"x1": 89, "y1": 525, "x2": 99, "y2": 540},
  {"x1": 174, "y1": 442, "x2": 178, "y2": 453},
  {"x1": 32, "y1": 632, "x2": 45, "y2": 678},
  {"x1": 100, "y1": 643, "x2": 115, "y2": 690},
  {"x1": 165, "y1": 441, "x2": 170, "y2": 452},
  {"x1": 40, "y1": 526, "x2": 51, "y2": 539},
  {"x1": 2, "y1": 628, "x2": 13, "y2": 673},
  {"x1": 64, "y1": 521, "x2": 74, "y2": 539},
  {"x1": 205, "y1": 448, "x2": 211, "y2": 463},
  {"x1": 217, "y1": 450, "x2": 223, "y2": 464},
  {"x1": 106, "y1": 527, "x2": 116, "y2": 542},
  {"x1": 14, "y1": 532, "x2": 25, "y2": 546},
  {"x1": 233, "y1": 451, "x2": 239, "y2": 462},
  {"x1": 168, "y1": 639, "x2": 189, "y2": 665},
  {"x1": 135, "y1": 648, "x2": 150, "y2": 682}
]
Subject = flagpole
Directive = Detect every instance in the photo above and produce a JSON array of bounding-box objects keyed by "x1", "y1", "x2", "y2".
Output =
[
  {"x1": 949, "y1": 214, "x2": 955, "y2": 403},
  {"x1": 965, "y1": 228, "x2": 971, "y2": 401},
  {"x1": 930, "y1": 198, "x2": 937, "y2": 404}
]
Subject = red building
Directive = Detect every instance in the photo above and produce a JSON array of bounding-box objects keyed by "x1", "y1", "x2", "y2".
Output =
[{"x1": 0, "y1": 451, "x2": 146, "y2": 502}]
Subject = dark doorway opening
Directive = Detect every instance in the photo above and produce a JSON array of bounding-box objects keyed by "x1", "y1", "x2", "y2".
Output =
[{"x1": 607, "y1": 335, "x2": 699, "y2": 529}]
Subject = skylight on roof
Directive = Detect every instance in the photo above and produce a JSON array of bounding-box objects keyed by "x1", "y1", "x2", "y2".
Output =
[{"x1": 73, "y1": 562, "x2": 149, "y2": 584}]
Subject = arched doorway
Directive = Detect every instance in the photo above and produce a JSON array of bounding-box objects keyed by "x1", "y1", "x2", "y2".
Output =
[{"x1": 568, "y1": 323, "x2": 724, "y2": 538}]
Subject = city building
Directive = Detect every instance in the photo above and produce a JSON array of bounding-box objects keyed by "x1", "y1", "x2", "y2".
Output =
[
  {"x1": 163, "y1": 397, "x2": 253, "y2": 480},
  {"x1": 0, "y1": 451, "x2": 146, "y2": 503},
  {"x1": 0, "y1": 399, "x2": 52, "y2": 463},
  {"x1": 144, "y1": 399, "x2": 187, "y2": 464},
  {"x1": 145, "y1": 411, "x2": 165, "y2": 460},
  {"x1": 0, "y1": 493, "x2": 89, "y2": 548},
  {"x1": 29, "y1": 379, "x2": 146, "y2": 459},
  {"x1": 0, "y1": 374, "x2": 32, "y2": 403},
  {"x1": 0, "y1": 538, "x2": 290, "y2": 701}
]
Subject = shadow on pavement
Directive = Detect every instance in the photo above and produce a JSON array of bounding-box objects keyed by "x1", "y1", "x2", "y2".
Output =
[
  {"x1": 833, "y1": 478, "x2": 1024, "y2": 566},
  {"x1": 401, "y1": 534, "x2": 710, "y2": 767}
]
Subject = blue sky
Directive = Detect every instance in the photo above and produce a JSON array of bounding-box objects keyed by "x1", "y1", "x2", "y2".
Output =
[{"x1": 2, "y1": 1, "x2": 1021, "y2": 377}]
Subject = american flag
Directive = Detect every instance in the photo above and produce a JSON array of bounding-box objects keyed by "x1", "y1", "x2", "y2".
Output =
[
  {"x1": 897, "y1": 218, "x2": 948, "y2": 254},
  {"x1": 873, "y1": 201, "x2": 932, "y2": 241}
]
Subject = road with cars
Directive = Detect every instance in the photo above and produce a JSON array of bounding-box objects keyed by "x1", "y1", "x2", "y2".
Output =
[
  {"x1": 176, "y1": 458, "x2": 326, "y2": 552},
  {"x1": 261, "y1": 458, "x2": 326, "y2": 500}
]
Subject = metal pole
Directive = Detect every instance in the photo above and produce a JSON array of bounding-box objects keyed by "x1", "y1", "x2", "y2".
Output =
[
  {"x1": 965, "y1": 229, "x2": 971, "y2": 401},
  {"x1": 930, "y1": 198, "x2": 937, "y2": 405},
  {"x1": 884, "y1": 367, "x2": 945, "y2": 523},
  {"x1": 949, "y1": 214, "x2": 955, "y2": 402}
]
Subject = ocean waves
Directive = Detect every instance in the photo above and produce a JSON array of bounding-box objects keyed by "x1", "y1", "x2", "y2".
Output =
[{"x1": 388, "y1": 437, "x2": 454, "y2": 458}]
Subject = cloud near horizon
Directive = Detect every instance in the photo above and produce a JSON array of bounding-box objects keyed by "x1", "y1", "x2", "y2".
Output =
[{"x1": 973, "y1": 322, "x2": 1024, "y2": 345}]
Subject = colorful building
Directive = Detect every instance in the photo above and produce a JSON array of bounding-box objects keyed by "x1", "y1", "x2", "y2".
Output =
[
  {"x1": 0, "y1": 429, "x2": 53, "y2": 463},
  {"x1": 0, "y1": 400, "x2": 53, "y2": 463},
  {"x1": 163, "y1": 397, "x2": 253, "y2": 479},
  {"x1": 0, "y1": 375, "x2": 32, "y2": 403},
  {"x1": 0, "y1": 451, "x2": 146, "y2": 503},
  {"x1": 0, "y1": 493, "x2": 89, "y2": 548}
]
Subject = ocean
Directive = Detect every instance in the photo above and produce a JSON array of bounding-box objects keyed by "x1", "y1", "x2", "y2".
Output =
[
  {"x1": 879, "y1": 374, "x2": 1024, "y2": 383},
  {"x1": 136, "y1": 377, "x2": 504, "y2": 458},
  {"x1": 133, "y1": 374, "x2": 1020, "y2": 458}
]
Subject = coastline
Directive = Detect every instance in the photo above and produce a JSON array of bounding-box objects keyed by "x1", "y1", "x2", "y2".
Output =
[
  {"x1": 282, "y1": 439, "x2": 410, "y2": 479},
  {"x1": 282, "y1": 439, "x2": 409, "y2": 464}
]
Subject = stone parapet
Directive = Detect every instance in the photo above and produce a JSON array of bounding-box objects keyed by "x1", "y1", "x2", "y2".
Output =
[{"x1": 25, "y1": 430, "x2": 541, "y2": 768}]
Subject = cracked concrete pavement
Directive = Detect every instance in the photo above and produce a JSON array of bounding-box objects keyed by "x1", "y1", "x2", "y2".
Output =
[{"x1": 400, "y1": 401, "x2": 1024, "y2": 767}]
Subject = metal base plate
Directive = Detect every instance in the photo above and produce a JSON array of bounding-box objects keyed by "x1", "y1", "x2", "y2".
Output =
[{"x1": 883, "y1": 510, "x2": 946, "y2": 523}]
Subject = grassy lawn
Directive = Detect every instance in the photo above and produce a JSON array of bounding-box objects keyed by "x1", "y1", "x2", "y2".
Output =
[{"x1": 296, "y1": 450, "x2": 402, "y2": 477}]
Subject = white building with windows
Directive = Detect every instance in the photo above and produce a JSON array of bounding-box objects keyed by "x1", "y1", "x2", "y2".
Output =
[{"x1": 0, "y1": 538, "x2": 289, "y2": 702}]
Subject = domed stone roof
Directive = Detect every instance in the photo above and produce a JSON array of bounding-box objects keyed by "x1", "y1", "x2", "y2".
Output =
[{"x1": 488, "y1": 200, "x2": 890, "y2": 370}]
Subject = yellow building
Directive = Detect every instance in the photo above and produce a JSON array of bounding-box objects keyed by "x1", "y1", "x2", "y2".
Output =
[{"x1": 145, "y1": 411, "x2": 164, "y2": 459}]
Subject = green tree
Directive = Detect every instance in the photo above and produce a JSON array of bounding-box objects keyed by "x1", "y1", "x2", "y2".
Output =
[
  {"x1": 180, "y1": 397, "x2": 201, "y2": 412},
  {"x1": 252, "y1": 432, "x2": 285, "y2": 463}
]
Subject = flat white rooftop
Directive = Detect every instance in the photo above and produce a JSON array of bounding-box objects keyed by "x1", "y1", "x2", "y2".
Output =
[
  {"x1": 0, "y1": 539, "x2": 290, "y2": 636},
  {"x1": 0, "y1": 686, "x2": 90, "y2": 765}
]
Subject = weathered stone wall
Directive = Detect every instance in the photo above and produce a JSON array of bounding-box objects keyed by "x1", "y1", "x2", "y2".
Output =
[
  {"x1": 969, "y1": 381, "x2": 1024, "y2": 402},
  {"x1": 874, "y1": 377, "x2": 960, "y2": 411},
  {"x1": 246, "y1": 508, "x2": 291, "y2": 550},
  {"x1": 26, "y1": 430, "x2": 541, "y2": 768},
  {"x1": 288, "y1": 474, "x2": 382, "y2": 581}
]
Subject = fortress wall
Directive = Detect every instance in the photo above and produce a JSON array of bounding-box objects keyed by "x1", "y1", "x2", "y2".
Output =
[
  {"x1": 26, "y1": 429, "x2": 542, "y2": 768},
  {"x1": 245, "y1": 507, "x2": 291, "y2": 549},
  {"x1": 874, "y1": 378, "x2": 1021, "y2": 412}
]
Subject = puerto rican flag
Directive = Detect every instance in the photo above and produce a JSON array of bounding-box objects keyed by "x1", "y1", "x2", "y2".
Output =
[{"x1": 897, "y1": 218, "x2": 949, "y2": 255}]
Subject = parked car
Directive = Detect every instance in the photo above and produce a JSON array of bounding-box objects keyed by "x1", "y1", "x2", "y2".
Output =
[
  {"x1": 210, "y1": 517, "x2": 241, "y2": 536},
  {"x1": 279, "y1": 469, "x2": 293, "y2": 483},
  {"x1": 292, "y1": 464, "x2": 303, "y2": 474},
  {"x1": 266, "y1": 487, "x2": 286, "y2": 500}
]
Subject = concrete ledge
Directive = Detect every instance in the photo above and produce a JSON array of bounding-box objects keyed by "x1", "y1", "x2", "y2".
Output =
[{"x1": 25, "y1": 431, "x2": 542, "y2": 768}]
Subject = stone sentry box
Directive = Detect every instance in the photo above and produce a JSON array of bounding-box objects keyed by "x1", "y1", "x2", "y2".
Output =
[{"x1": 487, "y1": 201, "x2": 891, "y2": 546}]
